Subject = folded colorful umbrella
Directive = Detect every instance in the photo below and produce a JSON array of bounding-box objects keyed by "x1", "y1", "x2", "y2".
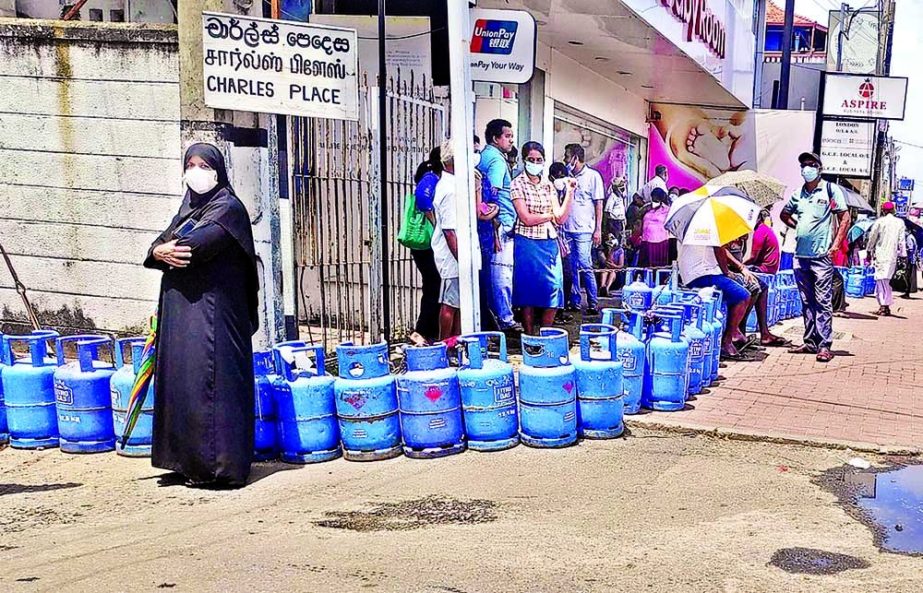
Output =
[{"x1": 121, "y1": 313, "x2": 156, "y2": 447}]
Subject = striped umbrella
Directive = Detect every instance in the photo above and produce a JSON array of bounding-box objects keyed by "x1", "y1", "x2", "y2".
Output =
[
  {"x1": 121, "y1": 313, "x2": 157, "y2": 447},
  {"x1": 665, "y1": 185, "x2": 760, "y2": 246}
]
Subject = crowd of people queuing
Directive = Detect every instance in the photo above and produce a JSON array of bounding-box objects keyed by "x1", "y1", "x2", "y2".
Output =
[{"x1": 406, "y1": 124, "x2": 919, "y2": 366}]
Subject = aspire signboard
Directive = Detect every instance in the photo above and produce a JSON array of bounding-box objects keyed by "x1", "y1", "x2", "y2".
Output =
[{"x1": 822, "y1": 73, "x2": 908, "y2": 121}]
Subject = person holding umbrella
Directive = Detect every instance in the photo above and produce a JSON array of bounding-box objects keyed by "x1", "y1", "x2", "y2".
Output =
[
  {"x1": 780, "y1": 152, "x2": 850, "y2": 363},
  {"x1": 665, "y1": 185, "x2": 761, "y2": 360}
]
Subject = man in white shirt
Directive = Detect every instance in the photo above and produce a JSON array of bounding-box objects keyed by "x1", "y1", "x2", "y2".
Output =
[
  {"x1": 431, "y1": 139, "x2": 460, "y2": 340},
  {"x1": 639, "y1": 165, "x2": 669, "y2": 204},
  {"x1": 678, "y1": 242, "x2": 752, "y2": 360},
  {"x1": 563, "y1": 143, "x2": 605, "y2": 315}
]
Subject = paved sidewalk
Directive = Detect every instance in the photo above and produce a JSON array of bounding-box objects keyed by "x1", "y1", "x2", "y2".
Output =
[{"x1": 634, "y1": 294, "x2": 923, "y2": 450}]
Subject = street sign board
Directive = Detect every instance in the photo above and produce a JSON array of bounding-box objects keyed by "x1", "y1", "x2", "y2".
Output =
[
  {"x1": 898, "y1": 178, "x2": 915, "y2": 192},
  {"x1": 819, "y1": 119, "x2": 874, "y2": 177},
  {"x1": 894, "y1": 194, "x2": 909, "y2": 218},
  {"x1": 822, "y1": 73, "x2": 908, "y2": 121},
  {"x1": 201, "y1": 12, "x2": 359, "y2": 120},
  {"x1": 469, "y1": 8, "x2": 536, "y2": 84}
]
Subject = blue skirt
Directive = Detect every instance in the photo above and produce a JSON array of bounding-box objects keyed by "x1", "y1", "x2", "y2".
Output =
[{"x1": 513, "y1": 235, "x2": 564, "y2": 308}]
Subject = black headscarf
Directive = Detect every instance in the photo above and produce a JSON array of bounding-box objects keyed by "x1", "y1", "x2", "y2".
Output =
[{"x1": 148, "y1": 142, "x2": 260, "y2": 332}]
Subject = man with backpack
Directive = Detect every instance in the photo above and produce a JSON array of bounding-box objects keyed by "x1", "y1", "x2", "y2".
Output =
[{"x1": 780, "y1": 152, "x2": 851, "y2": 363}]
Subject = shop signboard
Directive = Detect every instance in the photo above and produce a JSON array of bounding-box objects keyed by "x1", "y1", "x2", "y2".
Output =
[
  {"x1": 822, "y1": 73, "x2": 908, "y2": 121},
  {"x1": 826, "y1": 9, "x2": 880, "y2": 74},
  {"x1": 898, "y1": 178, "x2": 915, "y2": 192},
  {"x1": 819, "y1": 119, "x2": 874, "y2": 177},
  {"x1": 469, "y1": 8, "x2": 536, "y2": 84},
  {"x1": 894, "y1": 194, "x2": 909, "y2": 218},
  {"x1": 201, "y1": 12, "x2": 360, "y2": 120},
  {"x1": 621, "y1": 0, "x2": 756, "y2": 106}
]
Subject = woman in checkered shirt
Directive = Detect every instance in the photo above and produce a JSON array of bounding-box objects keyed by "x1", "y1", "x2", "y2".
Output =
[{"x1": 510, "y1": 141, "x2": 575, "y2": 335}]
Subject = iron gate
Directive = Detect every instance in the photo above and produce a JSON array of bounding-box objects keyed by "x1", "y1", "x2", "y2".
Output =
[{"x1": 290, "y1": 75, "x2": 446, "y2": 347}]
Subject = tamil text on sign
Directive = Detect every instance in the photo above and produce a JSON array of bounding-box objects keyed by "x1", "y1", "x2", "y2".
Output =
[{"x1": 202, "y1": 12, "x2": 359, "y2": 121}]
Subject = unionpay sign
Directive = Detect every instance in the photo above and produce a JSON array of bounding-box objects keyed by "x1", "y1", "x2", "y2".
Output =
[{"x1": 469, "y1": 8, "x2": 536, "y2": 84}]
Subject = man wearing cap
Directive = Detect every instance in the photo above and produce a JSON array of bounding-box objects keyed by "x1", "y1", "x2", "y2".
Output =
[
  {"x1": 866, "y1": 201, "x2": 906, "y2": 316},
  {"x1": 780, "y1": 152, "x2": 850, "y2": 362}
]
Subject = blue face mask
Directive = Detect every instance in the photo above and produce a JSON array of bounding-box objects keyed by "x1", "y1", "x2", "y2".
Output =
[{"x1": 801, "y1": 166, "x2": 820, "y2": 183}]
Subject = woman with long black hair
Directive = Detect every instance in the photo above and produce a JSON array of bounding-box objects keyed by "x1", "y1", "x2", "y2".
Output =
[{"x1": 144, "y1": 143, "x2": 259, "y2": 488}]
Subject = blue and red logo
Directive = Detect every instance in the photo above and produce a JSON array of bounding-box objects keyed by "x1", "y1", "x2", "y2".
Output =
[{"x1": 470, "y1": 19, "x2": 518, "y2": 55}]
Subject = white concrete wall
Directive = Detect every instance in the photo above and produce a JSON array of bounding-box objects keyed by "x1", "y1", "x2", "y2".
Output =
[
  {"x1": 544, "y1": 47, "x2": 648, "y2": 139},
  {"x1": 0, "y1": 19, "x2": 180, "y2": 333}
]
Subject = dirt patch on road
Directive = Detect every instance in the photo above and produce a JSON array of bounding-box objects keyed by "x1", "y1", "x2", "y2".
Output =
[{"x1": 313, "y1": 496, "x2": 498, "y2": 532}]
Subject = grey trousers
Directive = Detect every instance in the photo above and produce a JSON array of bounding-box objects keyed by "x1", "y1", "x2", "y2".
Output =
[{"x1": 795, "y1": 255, "x2": 834, "y2": 350}]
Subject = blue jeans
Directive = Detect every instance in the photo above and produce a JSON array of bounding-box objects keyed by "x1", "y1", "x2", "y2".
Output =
[
  {"x1": 565, "y1": 232, "x2": 598, "y2": 309},
  {"x1": 795, "y1": 256, "x2": 834, "y2": 350},
  {"x1": 489, "y1": 231, "x2": 515, "y2": 328}
]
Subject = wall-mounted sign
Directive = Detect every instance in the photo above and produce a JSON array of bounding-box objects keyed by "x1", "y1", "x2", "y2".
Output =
[
  {"x1": 201, "y1": 12, "x2": 359, "y2": 120},
  {"x1": 822, "y1": 73, "x2": 908, "y2": 121},
  {"x1": 469, "y1": 8, "x2": 536, "y2": 84},
  {"x1": 819, "y1": 119, "x2": 874, "y2": 177},
  {"x1": 660, "y1": 0, "x2": 727, "y2": 58}
]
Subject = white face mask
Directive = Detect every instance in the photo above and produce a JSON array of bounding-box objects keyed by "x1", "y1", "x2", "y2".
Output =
[
  {"x1": 472, "y1": 152, "x2": 481, "y2": 168},
  {"x1": 801, "y1": 166, "x2": 820, "y2": 183},
  {"x1": 525, "y1": 161, "x2": 544, "y2": 177},
  {"x1": 553, "y1": 178, "x2": 567, "y2": 192},
  {"x1": 184, "y1": 166, "x2": 219, "y2": 194}
]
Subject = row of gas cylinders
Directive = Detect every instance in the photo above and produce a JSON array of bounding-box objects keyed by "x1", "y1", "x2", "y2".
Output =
[
  {"x1": 745, "y1": 270, "x2": 802, "y2": 332},
  {"x1": 0, "y1": 286, "x2": 727, "y2": 462},
  {"x1": 0, "y1": 333, "x2": 154, "y2": 455},
  {"x1": 844, "y1": 266, "x2": 878, "y2": 299}
]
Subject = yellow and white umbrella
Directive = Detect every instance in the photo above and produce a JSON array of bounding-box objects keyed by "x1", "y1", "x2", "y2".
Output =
[{"x1": 664, "y1": 185, "x2": 761, "y2": 246}]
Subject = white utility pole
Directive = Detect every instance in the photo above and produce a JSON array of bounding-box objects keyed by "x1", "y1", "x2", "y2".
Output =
[{"x1": 446, "y1": 0, "x2": 480, "y2": 333}]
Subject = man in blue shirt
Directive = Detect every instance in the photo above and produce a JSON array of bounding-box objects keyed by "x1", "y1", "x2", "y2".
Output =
[
  {"x1": 780, "y1": 152, "x2": 850, "y2": 363},
  {"x1": 477, "y1": 118, "x2": 522, "y2": 332},
  {"x1": 563, "y1": 143, "x2": 605, "y2": 315}
]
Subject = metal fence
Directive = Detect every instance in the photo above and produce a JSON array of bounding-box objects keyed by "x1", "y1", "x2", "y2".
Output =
[{"x1": 290, "y1": 74, "x2": 446, "y2": 347}]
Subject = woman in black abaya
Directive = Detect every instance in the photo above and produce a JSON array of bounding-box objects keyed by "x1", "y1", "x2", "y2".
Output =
[{"x1": 144, "y1": 143, "x2": 259, "y2": 488}]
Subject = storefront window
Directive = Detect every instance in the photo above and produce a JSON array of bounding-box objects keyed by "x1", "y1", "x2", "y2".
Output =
[{"x1": 553, "y1": 105, "x2": 643, "y2": 196}]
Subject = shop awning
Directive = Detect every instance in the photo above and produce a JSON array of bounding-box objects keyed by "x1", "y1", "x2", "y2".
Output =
[{"x1": 478, "y1": 0, "x2": 753, "y2": 109}]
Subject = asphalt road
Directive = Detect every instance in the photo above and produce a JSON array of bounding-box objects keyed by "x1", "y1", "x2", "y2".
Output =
[{"x1": 1, "y1": 430, "x2": 920, "y2": 593}]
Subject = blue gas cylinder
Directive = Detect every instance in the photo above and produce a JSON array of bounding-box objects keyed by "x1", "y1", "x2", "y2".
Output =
[
  {"x1": 53, "y1": 335, "x2": 117, "y2": 453},
  {"x1": 2, "y1": 332, "x2": 60, "y2": 449},
  {"x1": 745, "y1": 307, "x2": 758, "y2": 333},
  {"x1": 695, "y1": 296, "x2": 719, "y2": 389},
  {"x1": 601, "y1": 308, "x2": 646, "y2": 414},
  {"x1": 396, "y1": 344, "x2": 465, "y2": 459},
  {"x1": 846, "y1": 267, "x2": 865, "y2": 298},
  {"x1": 0, "y1": 331, "x2": 7, "y2": 445},
  {"x1": 573, "y1": 324, "x2": 624, "y2": 439},
  {"x1": 652, "y1": 268, "x2": 678, "y2": 307},
  {"x1": 518, "y1": 328, "x2": 578, "y2": 448},
  {"x1": 697, "y1": 288, "x2": 724, "y2": 383},
  {"x1": 253, "y1": 350, "x2": 279, "y2": 461},
  {"x1": 864, "y1": 266, "x2": 876, "y2": 296},
  {"x1": 622, "y1": 268, "x2": 654, "y2": 312},
  {"x1": 333, "y1": 342, "x2": 402, "y2": 461},
  {"x1": 273, "y1": 343, "x2": 341, "y2": 464},
  {"x1": 647, "y1": 311, "x2": 689, "y2": 411},
  {"x1": 676, "y1": 301, "x2": 707, "y2": 396},
  {"x1": 456, "y1": 332, "x2": 518, "y2": 452},
  {"x1": 110, "y1": 337, "x2": 155, "y2": 457}
]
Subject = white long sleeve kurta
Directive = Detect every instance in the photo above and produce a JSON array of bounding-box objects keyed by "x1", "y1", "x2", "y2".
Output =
[{"x1": 867, "y1": 214, "x2": 907, "y2": 280}]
